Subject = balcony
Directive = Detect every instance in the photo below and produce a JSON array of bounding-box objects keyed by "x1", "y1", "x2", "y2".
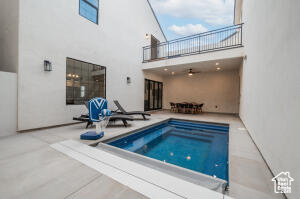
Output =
[{"x1": 143, "y1": 24, "x2": 243, "y2": 63}]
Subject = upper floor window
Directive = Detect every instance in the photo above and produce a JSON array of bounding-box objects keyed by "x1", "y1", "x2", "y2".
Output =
[{"x1": 79, "y1": 0, "x2": 99, "y2": 24}]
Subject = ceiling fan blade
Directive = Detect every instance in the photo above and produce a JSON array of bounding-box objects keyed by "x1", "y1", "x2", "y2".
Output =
[{"x1": 180, "y1": 68, "x2": 201, "y2": 74}]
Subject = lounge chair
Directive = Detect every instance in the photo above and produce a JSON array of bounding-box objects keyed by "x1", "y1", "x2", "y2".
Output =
[
  {"x1": 73, "y1": 114, "x2": 133, "y2": 128},
  {"x1": 113, "y1": 100, "x2": 151, "y2": 120},
  {"x1": 73, "y1": 99, "x2": 133, "y2": 128}
]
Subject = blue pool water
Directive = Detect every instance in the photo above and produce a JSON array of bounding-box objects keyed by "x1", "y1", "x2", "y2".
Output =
[{"x1": 108, "y1": 119, "x2": 229, "y2": 181}]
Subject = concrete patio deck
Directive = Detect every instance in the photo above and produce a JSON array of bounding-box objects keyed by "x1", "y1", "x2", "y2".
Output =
[{"x1": 0, "y1": 111, "x2": 284, "y2": 199}]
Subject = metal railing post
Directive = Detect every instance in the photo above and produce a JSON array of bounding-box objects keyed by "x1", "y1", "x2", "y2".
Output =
[
  {"x1": 241, "y1": 24, "x2": 243, "y2": 46},
  {"x1": 167, "y1": 42, "x2": 169, "y2": 58},
  {"x1": 198, "y1": 35, "x2": 201, "y2": 53}
]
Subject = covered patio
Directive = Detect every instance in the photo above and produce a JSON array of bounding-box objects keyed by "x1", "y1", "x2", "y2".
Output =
[{"x1": 144, "y1": 57, "x2": 243, "y2": 115}]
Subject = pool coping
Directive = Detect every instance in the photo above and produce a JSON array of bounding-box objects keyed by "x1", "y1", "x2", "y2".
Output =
[
  {"x1": 52, "y1": 140, "x2": 227, "y2": 199},
  {"x1": 95, "y1": 118, "x2": 229, "y2": 194}
]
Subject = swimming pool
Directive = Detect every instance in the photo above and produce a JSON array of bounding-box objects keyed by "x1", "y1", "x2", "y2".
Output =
[{"x1": 108, "y1": 119, "x2": 229, "y2": 182}]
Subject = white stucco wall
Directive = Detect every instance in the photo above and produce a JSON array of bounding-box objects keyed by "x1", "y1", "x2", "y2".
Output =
[
  {"x1": 240, "y1": 0, "x2": 300, "y2": 198},
  {"x1": 17, "y1": 0, "x2": 165, "y2": 130},
  {"x1": 163, "y1": 70, "x2": 240, "y2": 114},
  {"x1": 0, "y1": 0, "x2": 19, "y2": 73},
  {"x1": 143, "y1": 71, "x2": 164, "y2": 82},
  {"x1": 0, "y1": 72, "x2": 17, "y2": 137}
]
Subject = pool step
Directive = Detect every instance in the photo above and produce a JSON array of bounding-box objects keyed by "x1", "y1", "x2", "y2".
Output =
[
  {"x1": 109, "y1": 123, "x2": 167, "y2": 147},
  {"x1": 168, "y1": 120, "x2": 229, "y2": 133},
  {"x1": 171, "y1": 129, "x2": 214, "y2": 142},
  {"x1": 121, "y1": 126, "x2": 174, "y2": 152}
]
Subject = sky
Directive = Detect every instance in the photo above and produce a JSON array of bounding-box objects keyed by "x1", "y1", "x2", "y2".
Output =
[{"x1": 148, "y1": 0, "x2": 235, "y2": 40}]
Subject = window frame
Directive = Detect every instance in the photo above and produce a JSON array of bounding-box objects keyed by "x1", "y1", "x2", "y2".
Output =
[
  {"x1": 66, "y1": 57, "x2": 106, "y2": 105},
  {"x1": 79, "y1": 0, "x2": 99, "y2": 24}
]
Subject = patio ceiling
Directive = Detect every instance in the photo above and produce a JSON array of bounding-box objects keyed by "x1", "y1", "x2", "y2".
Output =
[{"x1": 143, "y1": 57, "x2": 243, "y2": 76}]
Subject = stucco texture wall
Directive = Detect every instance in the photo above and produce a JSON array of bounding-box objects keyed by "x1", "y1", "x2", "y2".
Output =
[
  {"x1": 163, "y1": 70, "x2": 240, "y2": 114},
  {"x1": 0, "y1": 72, "x2": 17, "y2": 137},
  {"x1": 239, "y1": 0, "x2": 300, "y2": 198},
  {"x1": 143, "y1": 71, "x2": 164, "y2": 82},
  {"x1": 17, "y1": 0, "x2": 165, "y2": 130},
  {"x1": 0, "y1": 0, "x2": 18, "y2": 73}
]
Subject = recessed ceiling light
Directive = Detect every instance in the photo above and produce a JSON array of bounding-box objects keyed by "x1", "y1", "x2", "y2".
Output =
[
  {"x1": 216, "y1": 67, "x2": 221, "y2": 71},
  {"x1": 216, "y1": 62, "x2": 220, "y2": 66},
  {"x1": 164, "y1": 68, "x2": 168, "y2": 71}
]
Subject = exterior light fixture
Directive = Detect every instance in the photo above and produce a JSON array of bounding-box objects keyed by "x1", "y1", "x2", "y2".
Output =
[
  {"x1": 145, "y1": 34, "x2": 149, "y2": 39},
  {"x1": 44, "y1": 60, "x2": 52, "y2": 71},
  {"x1": 164, "y1": 68, "x2": 168, "y2": 71},
  {"x1": 127, "y1": 77, "x2": 131, "y2": 84}
]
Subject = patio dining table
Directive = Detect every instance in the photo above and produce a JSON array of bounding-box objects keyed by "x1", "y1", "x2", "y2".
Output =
[{"x1": 170, "y1": 102, "x2": 204, "y2": 114}]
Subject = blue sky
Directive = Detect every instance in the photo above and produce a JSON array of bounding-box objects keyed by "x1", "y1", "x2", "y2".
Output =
[{"x1": 149, "y1": 0, "x2": 235, "y2": 40}]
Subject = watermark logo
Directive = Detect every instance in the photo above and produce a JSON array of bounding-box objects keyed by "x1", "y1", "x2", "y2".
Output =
[{"x1": 272, "y1": 172, "x2": 294, "y2": 194}]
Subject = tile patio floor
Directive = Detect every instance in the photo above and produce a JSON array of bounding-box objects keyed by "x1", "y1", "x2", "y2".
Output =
[{"x1": 0, "y1": 111, "x2": 284, "y2": 199}]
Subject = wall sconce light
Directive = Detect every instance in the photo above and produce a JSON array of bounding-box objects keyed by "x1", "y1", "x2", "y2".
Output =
[
  {"x1": 44, "y1": 60, "x2": 52, "y2": 71},
  {"x1": 145, "y1": 34, "x2": 149, "y2": 39},
  {"x1": 127, "y1": 77, "x2": 131, "y2": 84}
]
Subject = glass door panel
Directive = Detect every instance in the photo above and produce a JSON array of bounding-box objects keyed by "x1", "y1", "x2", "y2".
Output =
[
  {"x1": 149, "y1": 81, "x2": 154, "y2": 110},
  {"x1": 144, "y1": 80, "x2": 149, "y2": 111},
  {"x1": 144, "y1": 79, "x2": 163, "y2": 111},
  {"x1": 158, "y1": 83, "x2": 162, "y2": 108},
  {"x1": 154, "y1": 82, "x2": 158, "y2": 109}
]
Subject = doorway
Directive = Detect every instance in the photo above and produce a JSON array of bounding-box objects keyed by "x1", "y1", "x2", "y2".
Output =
[
  {"x1": 151, "y1": 35, "x2": 159, "y2": 60},
  {"x1": 144, "y1": 79, "x2": 163, "y2": 111}
]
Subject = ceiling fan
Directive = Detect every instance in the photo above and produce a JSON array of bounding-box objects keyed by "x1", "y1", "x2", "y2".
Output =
[{"x1": 184, "y1": 68, "x2": 201, "y2": 76}]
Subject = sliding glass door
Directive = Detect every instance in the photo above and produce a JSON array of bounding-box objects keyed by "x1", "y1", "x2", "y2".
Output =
[{"x1": 144, "y1": 79, "x2": 163, "y2": 111}]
